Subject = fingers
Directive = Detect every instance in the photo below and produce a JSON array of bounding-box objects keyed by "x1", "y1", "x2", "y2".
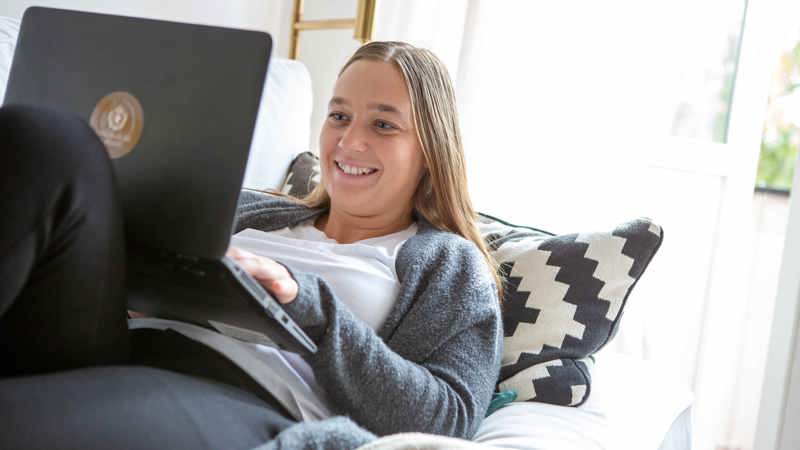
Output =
[{"x1": 227, "y1": 246, "x2": 298, "y2": 304}]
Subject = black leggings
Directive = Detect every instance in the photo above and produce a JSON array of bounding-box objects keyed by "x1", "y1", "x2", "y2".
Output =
[{"x1": 0, "y1": 105, "x2": 293, "y2": 449}]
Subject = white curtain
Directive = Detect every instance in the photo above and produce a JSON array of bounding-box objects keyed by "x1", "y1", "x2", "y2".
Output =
[{"x1": 374, "y1": 1, "x2": 793, "y2": 449}]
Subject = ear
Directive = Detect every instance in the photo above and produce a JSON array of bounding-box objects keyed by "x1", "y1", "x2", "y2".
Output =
[{"x1": 417, "y1": 170, "x2": 432, "y2": 196}]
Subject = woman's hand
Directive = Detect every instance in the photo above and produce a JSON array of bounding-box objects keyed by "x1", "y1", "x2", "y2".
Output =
[{"x1": 226, "y1": 246, "x2": 298, "y2": 304}]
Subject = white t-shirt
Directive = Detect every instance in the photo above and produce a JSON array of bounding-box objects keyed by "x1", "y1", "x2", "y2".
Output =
[
  {"x1": 227, "y1": 219, "x2": 417, "y2": 419},
  {"x1": 232, "y1": 219, "x2": 417, "y2": 330}
]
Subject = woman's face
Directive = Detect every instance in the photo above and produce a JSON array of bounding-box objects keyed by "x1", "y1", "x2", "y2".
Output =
[{"x1": 319, "y1": 59, "x2": 425, "y2": 220}]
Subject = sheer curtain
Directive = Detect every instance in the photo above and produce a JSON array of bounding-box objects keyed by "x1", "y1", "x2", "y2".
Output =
[{"x1": 375, "y1": 1, "x2": 790, "y2": 449}]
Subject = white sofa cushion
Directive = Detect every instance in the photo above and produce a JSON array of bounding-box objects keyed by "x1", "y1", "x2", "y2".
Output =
[
  {"x1": 243, "y1": 56, "x2": 312, "y2": 191},
  {"x1": 0, "y1": 16, "x2": 19, "y2": 104},
  {"x1": 473, "y1": 351, "x2": 693, "y2": 450}
]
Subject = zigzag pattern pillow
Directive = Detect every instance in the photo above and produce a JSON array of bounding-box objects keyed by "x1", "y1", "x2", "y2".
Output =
[
  {"x1": 479, "y1": 215, "x2": 663, "y2": 406},
  {"x1": 279, "y1": 152, "x2": 663, "y2": 407}
]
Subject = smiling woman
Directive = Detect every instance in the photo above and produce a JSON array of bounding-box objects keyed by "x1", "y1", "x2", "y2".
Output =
[{"x1": 215, "y1": 40, "x2": 508, "y2": 443}]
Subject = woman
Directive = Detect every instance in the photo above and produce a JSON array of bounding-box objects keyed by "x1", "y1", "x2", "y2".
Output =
[{"x1": 0, "y1": 41, "x2": 503, "y2": 449}]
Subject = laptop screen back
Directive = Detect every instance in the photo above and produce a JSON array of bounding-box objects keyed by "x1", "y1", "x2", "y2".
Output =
[{"x1": 4, "y1": 7, "x2": 272, "y2": 259}]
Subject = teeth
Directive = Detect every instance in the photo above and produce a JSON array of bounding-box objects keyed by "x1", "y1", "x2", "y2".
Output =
[{"x1": 336, "y1": 161, "x2": 376, "y2": 176}]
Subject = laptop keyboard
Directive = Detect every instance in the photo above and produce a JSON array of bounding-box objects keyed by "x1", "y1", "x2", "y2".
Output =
[{"x1": 128, "y1": 250, "x2": 238, "y2": 296}]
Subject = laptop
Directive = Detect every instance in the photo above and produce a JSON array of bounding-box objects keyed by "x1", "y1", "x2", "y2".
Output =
[{"x1": 3, "y1": 7, "x2": 317, "y2": 354}]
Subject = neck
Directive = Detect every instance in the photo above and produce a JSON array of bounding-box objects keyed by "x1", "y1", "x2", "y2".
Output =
[{"x1": 316, "y1": 205, "x2": 414, "y2": 244}]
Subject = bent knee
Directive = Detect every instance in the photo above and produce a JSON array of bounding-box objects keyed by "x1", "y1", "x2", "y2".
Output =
[
  {"x1": 0, "y1": 104, "x2": 108, "y2": 174},
  {"x1": 0, "y1": 104, "x2": 112, "y2": 188}
]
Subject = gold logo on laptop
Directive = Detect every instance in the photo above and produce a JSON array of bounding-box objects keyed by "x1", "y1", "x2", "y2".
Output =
[{"x1": 90, "y1": 91, "x2": 144, "y2": 159}]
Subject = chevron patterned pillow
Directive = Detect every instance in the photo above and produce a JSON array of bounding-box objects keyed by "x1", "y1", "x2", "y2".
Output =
[
  {"x1": 479, "y1": 214, "x2": 663, "y2": 406},
  {"x1": 280, "y1": 152, "x2": 663, "y2": 407}
]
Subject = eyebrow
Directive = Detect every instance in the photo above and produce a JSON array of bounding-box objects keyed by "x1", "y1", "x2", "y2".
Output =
[{"x1": 329, "y1": 97, "x2": 403, "y2": 116}]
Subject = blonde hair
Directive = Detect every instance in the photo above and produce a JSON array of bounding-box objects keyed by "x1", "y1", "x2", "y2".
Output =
[{"x1": 300, "y1": 41, "x2": 503, "y2": 298}]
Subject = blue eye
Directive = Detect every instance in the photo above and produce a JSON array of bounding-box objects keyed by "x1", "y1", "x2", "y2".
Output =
[
  {"x1": 328, "y1": 112, "x2": 348, "y2": 122},
  {"x1": 375, "y1": 120, "x2": 394, "y2": 130}
]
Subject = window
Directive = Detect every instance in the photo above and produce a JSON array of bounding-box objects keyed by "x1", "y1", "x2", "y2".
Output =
[
  {"x1": 756, "y1": 35, "x2": 800, "y2": 192},
  {"x1": 667, "y1": 0, "x2": 746, "y2": 143}
]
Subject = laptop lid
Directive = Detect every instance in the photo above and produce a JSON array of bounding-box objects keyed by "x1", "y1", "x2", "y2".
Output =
[{"x1": 4, "y1": 7, "x2": 272, "y2": 259}]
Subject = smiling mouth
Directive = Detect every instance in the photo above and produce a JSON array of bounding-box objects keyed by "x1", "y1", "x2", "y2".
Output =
[{"x1": 335, "y1": 161, "x2": 379, "y2": 176}]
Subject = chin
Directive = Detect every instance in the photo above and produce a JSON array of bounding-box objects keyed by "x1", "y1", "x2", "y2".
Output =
[{"x1": 329, "y1": 196, "x2": 377, "y2": 216}]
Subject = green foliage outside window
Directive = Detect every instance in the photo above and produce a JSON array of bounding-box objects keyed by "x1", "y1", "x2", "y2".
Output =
[{"x1": 756, "y1": 40, "x2": 800, "y2": 191}]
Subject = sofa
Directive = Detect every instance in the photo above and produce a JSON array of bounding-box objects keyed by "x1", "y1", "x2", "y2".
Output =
[{"x1": 0, "y1": 15, "x2": 692, "y2": 450}]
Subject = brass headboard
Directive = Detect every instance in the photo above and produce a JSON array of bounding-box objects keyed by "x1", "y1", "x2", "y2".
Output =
[{"x1": 289, "y1": 0, "x2": 376, "y2": 59}]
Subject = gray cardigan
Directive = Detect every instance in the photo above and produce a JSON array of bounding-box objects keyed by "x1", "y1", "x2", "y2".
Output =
[{"x1": 235, "y1": 191, "x2": 502, "y2": 449}]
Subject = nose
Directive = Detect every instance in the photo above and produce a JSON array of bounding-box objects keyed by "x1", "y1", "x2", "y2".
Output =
[{"x1": 338, "y1": 122, "x2": 368, "y2": 153}]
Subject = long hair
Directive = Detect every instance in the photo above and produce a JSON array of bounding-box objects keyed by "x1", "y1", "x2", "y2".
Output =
[{"x1": 300, "y1": 41, "x2": 503, "y2": 298}]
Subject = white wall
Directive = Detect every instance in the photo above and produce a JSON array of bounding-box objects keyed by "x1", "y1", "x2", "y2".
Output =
[
  {"x1": 293, "y1": 0, "x2": 360, "y2": 153},
  {"x1": 0, "y1": 0, "x2": 295, "y2": 58}
]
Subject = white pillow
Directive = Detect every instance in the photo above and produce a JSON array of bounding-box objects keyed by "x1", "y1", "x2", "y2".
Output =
[
  {"x1": 0, "y1": 15, "x2": 310, "y2": 191},
  {"x1": 0, "y1": 16, "x2": 19, "y2": 104},
  {"x1": 243, "y1": 57, "x2": 313, "y2": 191}
]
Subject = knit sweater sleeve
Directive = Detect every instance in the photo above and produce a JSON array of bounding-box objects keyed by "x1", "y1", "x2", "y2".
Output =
[{"x1": 279, "y1": 235, "x2": 503, "y2": 439}]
